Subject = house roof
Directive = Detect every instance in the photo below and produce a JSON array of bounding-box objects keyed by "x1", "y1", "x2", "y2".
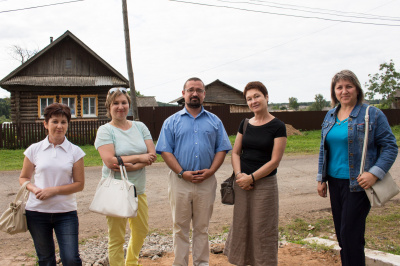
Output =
[
  {"x1": 137, "y1": 96, "x2": 158, "y2": 107},
  {"x1": 1, "y1": 76, "x2": 127, "y2": 87},
  {"x1": 169, "y1": 79, "x2": 246, "y2": 105},
  {"x1": 0, "y1": 30, "x2": 128, "y2": 88}
]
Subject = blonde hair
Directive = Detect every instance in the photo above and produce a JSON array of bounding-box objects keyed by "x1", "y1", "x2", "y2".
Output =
[{"x1": 105, "y1": 88, "x2": 131, "y2": 118}]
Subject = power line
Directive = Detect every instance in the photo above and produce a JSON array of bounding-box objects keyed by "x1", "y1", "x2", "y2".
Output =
[
  {"x1": 0, "y1": 0, "x2": 84, "y2": 14},
  {"x1": 169, "y1": 0, "x2": 400, "y2": 26},
  {"x1": 144, "y1": 1, "x2": 398, "y2": 91},
  {"x1": 216, "y1": 0, "x2": 400, "y2": 22},
  {"x1": 248, "y1": 0, "x2": 400, "y2": 20}
]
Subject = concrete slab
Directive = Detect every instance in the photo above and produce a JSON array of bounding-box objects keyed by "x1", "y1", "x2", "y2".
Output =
[{"x1": 304, "y1": 237, "x2": 400, "y2": 266}]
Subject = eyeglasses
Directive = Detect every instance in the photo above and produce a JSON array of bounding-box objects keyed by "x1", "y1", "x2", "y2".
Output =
[
  {"x1": 108, "y1": 87, "x2": 127, "y2": 95},
  {"x1": 185, "y1": 88, "x2": 205, "y2": 94}
]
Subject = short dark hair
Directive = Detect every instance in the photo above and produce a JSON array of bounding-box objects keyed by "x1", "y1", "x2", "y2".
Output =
[
  {"x1": 183, "y1": 77, "x2": 205, "y2": 91},
  {"x1": 330, "y1": 70, "x2": 364, "y2": 107},
  {"x1": 243, "y1": 81, "x2": 268, "y2": 99},
  {"x1": 44, "y1": 103, "x2": 71, "y2": 123}
]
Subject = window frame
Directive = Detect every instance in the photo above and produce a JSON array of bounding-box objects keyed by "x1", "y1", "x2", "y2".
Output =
[
  {"x1": 37, "y1": 95, "x2": 57, "y2": 118},
  {"x1": 60, "y1": 95, "x2": 78, "y2": 118},
  {"x1": 65, "y1": 58, "x2": 72, "y2": 69},
  {"x1": 81, "y1": 95, "x2": 98, "y2": 117}
]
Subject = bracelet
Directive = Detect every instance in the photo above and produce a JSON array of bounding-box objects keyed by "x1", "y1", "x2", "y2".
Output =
[
  {"x1": 235, "y1": 171, "x2": 242, "y2": 177},
  {"x1": 251, "y1": 173, "x2": 256, "y2": 184},
  {"x1": 116, "y1": 156, "x2": 124, "y2": 166}
]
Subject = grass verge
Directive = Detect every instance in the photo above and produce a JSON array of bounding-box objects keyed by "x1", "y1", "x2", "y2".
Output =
[
  {"x1": 279, "y1": 200, "x2": 400, "y2": 255},
  {"x1": 1, "y1": 125, "x2": 399, "y2": 171}
]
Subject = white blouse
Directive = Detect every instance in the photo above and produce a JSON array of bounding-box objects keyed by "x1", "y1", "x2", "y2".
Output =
[{"x1": 24, "y1": 137, "x2": 85, "y2": 213}]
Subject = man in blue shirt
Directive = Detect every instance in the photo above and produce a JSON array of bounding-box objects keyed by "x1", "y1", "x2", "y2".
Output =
[{"x1": 156, "y1": 77, "x2": 232, "y2": 266}]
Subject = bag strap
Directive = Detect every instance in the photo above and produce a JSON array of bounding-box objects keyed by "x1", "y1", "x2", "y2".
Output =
[
  {"x1": 360, "y1": 106, "x2": 371, "y2": 174},
  {"x1": 14, "y1": 181, "x2": 30, "y2": 204},
  {"x1": 108, "y1": 124, "x2": 127, "y2": 180},
  {"x1": 240, "y1": 118, "x2": 249, "y2": 155},
  {"x1": 243, "y1": 118, "x2": 249, "y2": 135}
]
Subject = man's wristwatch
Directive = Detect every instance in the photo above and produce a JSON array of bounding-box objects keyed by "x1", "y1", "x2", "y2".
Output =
[{"x1": 178, "y1": 170, "x2": 185, "y2": 179}]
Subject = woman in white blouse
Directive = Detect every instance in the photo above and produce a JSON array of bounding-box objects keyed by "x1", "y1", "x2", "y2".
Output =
[{"x1": 19, "y1": 103, "x2": 85, "y2": 266}]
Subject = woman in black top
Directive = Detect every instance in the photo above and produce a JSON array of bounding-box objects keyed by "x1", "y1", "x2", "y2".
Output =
[{"x1": 224, "y1": 81, "x2": 287, "y2": 266}]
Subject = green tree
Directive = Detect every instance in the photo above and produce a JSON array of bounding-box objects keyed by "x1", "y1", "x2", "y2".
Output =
[
  {"x1": 365, "y1": 60, "x2": 400, "y2": 108},
  {"x1": 127, "y1": 90, "x2": 144, "y2": 97},
  {"x1": 288, "y1": 97, "x2": 299, "y2": 110},
  {"x1": 308, "y1": 94, "x2": 326, "y2": 111},
  {"x1": 0, "y1": 115, "x2": 11, "y2": 124},
  {"x1": 0, "y1": 98, "x2": 10, "y2": 118},
  {"x1": 272, "y1": 105, "x2": 280, "y2": 110}
]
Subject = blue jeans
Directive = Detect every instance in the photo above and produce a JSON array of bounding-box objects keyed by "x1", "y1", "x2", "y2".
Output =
[{"x1": 26, "y1": 210, "x2": 82, "y2": 266}]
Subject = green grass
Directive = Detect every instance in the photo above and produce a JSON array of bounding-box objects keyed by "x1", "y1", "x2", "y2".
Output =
[
  {"x1": 80, "y1": 145, "x2": 103, "y2": 167},
  {"x1": 365, "y1": 206, "x2": 400, "y2": 255},
  {"x1": 0, "y1": 145, "x2": 163, "y2": 171},
  {"x1": 391, "y1": 125, "x2": 400, "y2": 145},
  {"x1": 285, "y1": 130, "x2": 321, "y2": 154},
  {"x1": 0, "y1": 149, "x2": 25, "y2": 171},
  {"x1": 1, "y1": 125, "x2": 399, "y2": 171},
  {"x1": 303, "y1": 241, "x2": 335, "y2": 252},
  {"x1": 279, "y1": 203, "x2": 400, "y2": 255},
  {"x1": 228, "y1": 135, "x2": 236, "y2": 147}
]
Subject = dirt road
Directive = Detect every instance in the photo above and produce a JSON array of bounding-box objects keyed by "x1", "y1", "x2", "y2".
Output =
[{"x1": 1, "y1": 154, "x2": 399, "y2": 265}]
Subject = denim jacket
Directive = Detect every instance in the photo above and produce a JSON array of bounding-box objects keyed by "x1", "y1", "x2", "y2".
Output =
[{"x1": 317, "y1": 103, "x2": 398, "y2": 192}]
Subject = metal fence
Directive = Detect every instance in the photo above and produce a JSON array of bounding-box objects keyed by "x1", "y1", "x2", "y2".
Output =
[{"x1": 2, "y1": 107, "x2": 400, "y2": 149}]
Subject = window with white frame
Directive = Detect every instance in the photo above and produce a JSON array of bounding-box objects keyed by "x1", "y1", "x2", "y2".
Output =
[
  {"x1": 38, "y1": 96, "x2": 56, "y2": 118},
  {"x1": 81, "y1": 96, "x2": 97, "y2": 117},
  {"x1": 61, "y1": 96, "x2": 77, "y2": 117}
]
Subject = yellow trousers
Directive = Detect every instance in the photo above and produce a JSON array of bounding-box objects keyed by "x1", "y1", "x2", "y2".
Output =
[{"x1": 107, "y1": 194, "x2": 149, "y2": 266}]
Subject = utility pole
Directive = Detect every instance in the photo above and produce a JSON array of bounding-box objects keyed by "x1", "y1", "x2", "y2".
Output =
[{"x1": 122, "y1": 0, "x2": 139, "y2": 120}]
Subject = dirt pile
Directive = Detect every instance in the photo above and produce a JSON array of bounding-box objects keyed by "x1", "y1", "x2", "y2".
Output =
[{"x1": 286, "y1": 124, "x2": 302, "y2": 136}]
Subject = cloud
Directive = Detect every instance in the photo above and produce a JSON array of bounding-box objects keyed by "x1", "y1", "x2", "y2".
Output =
[{"x1": 1, "y1": 0, "x2": 399, "y2": 104}]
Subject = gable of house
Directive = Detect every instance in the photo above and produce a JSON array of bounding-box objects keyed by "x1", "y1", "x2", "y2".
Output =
[
  {"x1": 171, "y1": 80, "x2": 246, "y2": 105},
  {"x1": 0, "y1": 30, "x2": 129, "y2": 123}
]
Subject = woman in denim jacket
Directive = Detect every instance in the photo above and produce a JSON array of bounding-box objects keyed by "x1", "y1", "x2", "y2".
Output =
[{"x1": 317, "y1": 70, "x2": 398, "y2": 266}]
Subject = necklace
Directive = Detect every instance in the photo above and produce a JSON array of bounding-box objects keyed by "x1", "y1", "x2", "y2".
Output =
[{"x1": 336, "y1": 117, "x2": 349, "y2": 125}]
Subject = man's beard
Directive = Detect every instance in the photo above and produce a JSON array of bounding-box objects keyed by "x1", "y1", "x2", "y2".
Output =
[{"x1": 186, "y1": 97, "x2": 202, "y2": 109}]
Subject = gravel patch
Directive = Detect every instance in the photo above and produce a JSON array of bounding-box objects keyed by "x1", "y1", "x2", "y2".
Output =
[{"x1": 76, "y1": 231, "x2": 287, "y2": 266}]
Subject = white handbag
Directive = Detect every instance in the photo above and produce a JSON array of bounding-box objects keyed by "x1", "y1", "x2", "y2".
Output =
[
  {"x1": 89, "y1": 164, "x2": 138, "y2": 218},
  {"x1": 0, "y1": 181, "x2": 30, "y2": 234},
  {"x1": 360, "y1": 106, "x2": 399, "y2": 207}
]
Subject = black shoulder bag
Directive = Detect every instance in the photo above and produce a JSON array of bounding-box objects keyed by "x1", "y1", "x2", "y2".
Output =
[{"x1": 220, "y1": 118, "x2": 249, "y2": 205}]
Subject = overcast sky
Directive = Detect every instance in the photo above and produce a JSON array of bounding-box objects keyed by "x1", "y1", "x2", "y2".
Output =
[{"x1": 1, "y1": 0, "x2": 399, "y2": 104}]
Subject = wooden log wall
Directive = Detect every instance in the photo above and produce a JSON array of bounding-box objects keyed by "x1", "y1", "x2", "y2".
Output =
[{"x1": 9, "y1": 86, "x2": 109, "y2": 123}]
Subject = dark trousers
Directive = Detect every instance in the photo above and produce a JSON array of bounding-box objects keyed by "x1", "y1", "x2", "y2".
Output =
[
  {"x1": 26, "y1": 210, "x2": 82, "y2": 266},
  {"x1": 328, "y1": 177, "x2": 371, "y2": 266}
]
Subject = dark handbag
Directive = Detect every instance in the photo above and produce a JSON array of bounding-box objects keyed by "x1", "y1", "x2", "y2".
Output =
[
  {"x1": 220, "y1": 118, "x2": 249, "y2": 205},
  {"x1": 221, "y1": 172, "x2": 235, "y2": 205}
]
